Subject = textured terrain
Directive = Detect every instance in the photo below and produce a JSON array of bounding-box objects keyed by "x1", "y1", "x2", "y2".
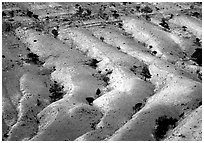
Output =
[{"x1": 2, "y1": 2, "x2": 202, "y2": 141}]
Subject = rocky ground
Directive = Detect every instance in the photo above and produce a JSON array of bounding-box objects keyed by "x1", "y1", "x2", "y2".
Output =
[{"x1": 2, "y1": 2, "x2": 202, "y2": 141}]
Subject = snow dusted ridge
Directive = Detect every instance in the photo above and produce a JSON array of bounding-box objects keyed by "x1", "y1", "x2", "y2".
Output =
[{"x1": 2, "y1": 2, "x2": 202, "y2": 141}]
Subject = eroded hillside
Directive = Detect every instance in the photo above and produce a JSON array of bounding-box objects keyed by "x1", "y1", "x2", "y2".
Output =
[{"x1": 2, "y1": 2, "x2": 202, "y2": 141}]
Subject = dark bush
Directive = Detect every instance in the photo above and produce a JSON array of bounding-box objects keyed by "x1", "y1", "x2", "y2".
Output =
[
  {"x1": 191, "y1": 48, "x2": 202, "y2": 66},
  {"x1": 49, "y1": 81, "x2": 65, "y2": 102},
  {"x1": 25, "y1": 53, "x2": 44, "y2": 65},
  {"x1": 153, "y1": 115, "x2": 178, "y2": 140},
  {"x1": 86, "y1": 97, "x2": 95, "y2": 105}
]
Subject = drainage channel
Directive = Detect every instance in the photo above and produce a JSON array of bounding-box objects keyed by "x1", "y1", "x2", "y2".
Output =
[
  {"x1": 58, "y1": 27, "x2": 157, "y2": 140},
  {"x1": 12, "y1": 26, "x2": 111, "y2": 141}
]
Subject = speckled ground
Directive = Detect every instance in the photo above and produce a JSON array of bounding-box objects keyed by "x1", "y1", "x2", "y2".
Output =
[{"x1": 2, "y1": 2, "x2": 202, "y2": 141}]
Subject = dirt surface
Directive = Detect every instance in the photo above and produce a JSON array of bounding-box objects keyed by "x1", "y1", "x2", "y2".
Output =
[{"x1": 2, "y1": 2, "x2": 202, "y2": 141}]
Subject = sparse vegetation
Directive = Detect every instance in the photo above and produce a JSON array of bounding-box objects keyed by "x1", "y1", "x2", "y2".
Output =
[
  {"x1": 84, "y1": 59, "x2": 100, "y2": 69},
  {"x1": 49, "y1": 81, "x2": 65, "y2": 102},
  {"x1": 24, "y1": 53, "x2": 44, "y2": 65},
  {"x1": 153, "y1": 116, "x2": 178, "y2": 140},
  {"x1": 2, "y1": 2, "x2": 202, "y2": 141},
  {"x1": 191, "y1": 48, "x2": 202, "y2": 66}
]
